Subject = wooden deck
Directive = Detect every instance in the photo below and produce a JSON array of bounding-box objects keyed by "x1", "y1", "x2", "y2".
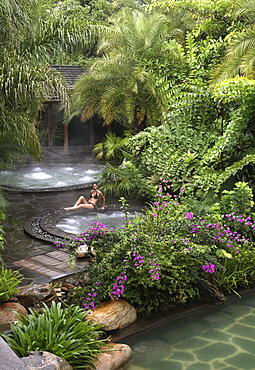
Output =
[{"x1": 13, "y1": 250, "x2": 88, "y2": 279}]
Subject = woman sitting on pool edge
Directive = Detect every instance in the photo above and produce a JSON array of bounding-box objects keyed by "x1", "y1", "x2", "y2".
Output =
[{"x1": 64, "y1": 182, "x2": 106, "y2": 211}]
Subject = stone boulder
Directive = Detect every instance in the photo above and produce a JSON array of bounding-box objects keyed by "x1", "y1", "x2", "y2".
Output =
[
  {"x1": 93, "y1": 343, "x2": 132, "y2": 370},
  {"x1": 16, "y1": 283, "x2": 54, "y2": 309},
  {"x1": 0, "y1": 336, "x2": 27, "y2": 370},
  {"x1": 76, "y1": 244, "x2": 96, "y2": 258},
  {"x1": 87, "y1": 299, "x2": 137, "y2": 331},
  {"x1": 20, "y1": 351, "x2": 72, "y2": 370},
  {"x1": 0, "y1": 302, "x2": 27, "y2": 332}
]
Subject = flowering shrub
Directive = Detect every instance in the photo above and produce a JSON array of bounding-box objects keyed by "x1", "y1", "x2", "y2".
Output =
[
  {"x1": 70, "y1": 181, "x2": 255, "y2": 316},
  {"x1": 69, "y1": 221, "x2": 115, "y2": 250},
  {"x1": 110, "y1": 273, "x2": 127, "y2": 300}
]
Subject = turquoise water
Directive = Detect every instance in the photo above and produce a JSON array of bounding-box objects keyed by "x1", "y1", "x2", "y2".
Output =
[{"x1": 124, "y1": 291, "x2": 255, "y2": 370}]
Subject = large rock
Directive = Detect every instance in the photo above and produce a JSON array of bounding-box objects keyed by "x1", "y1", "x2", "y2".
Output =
[
  {"x1": 0, "y1": 336, "x2": 27, "y2": 370},
  {"x1": 93, "y1": 343, "x2": 132, "y2": 370},
  {"x1": 20, "y1": 351, "x2": 72, "y2": 370},
  {"x1": 87, "y1": 299, "x2": 137, "y2": 331},
  {"x1": 0, "y1": 302, "x2": 27, "y2": 332},
  {"x1": 16, "y1": 283, "x2": 54, "y2": 309}
]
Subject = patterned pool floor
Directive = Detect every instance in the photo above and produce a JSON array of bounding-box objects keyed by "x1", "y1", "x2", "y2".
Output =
[{"x1": 125, "y1": 291, "x2": 255, "y2": 370}]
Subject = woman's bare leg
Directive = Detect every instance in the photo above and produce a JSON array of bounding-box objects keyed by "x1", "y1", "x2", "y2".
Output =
[
  {"x1": 64, "y1": 203, "x2": 94, "y2": 211},
  {"x1": 74, "y1": 196, "x2": 88, "y2": 207},
  {"x1": 63, "y1": 196, "x2": 95, "y2": 211}
]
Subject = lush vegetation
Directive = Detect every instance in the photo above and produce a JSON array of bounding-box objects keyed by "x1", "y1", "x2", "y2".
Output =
[
  {"x1": 2, "y1": 301, "x2": 105, "y2": 369},
  {"x1": 2, "y1": 0, "x2": 255, "y2": 365},
  {"x1": 0, "y1": 267, "x2": 23, "y2": 303},
  {"x1": 63, "y1": 0, "x2": 255, "y2": 206},
  {"x1": 63, "y1": 182, "x2": 255, "y2": 316}
]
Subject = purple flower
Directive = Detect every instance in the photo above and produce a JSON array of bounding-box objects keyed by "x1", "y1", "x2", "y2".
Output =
[{"x1": 202, "y1": 263, "x2": 215, "y2": 274}]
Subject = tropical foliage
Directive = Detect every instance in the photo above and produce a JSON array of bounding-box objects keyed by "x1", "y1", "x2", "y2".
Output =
[
  {"x1": 92, "y1": 132, "x2": 130, "y2": 161},
  {"x1": 0, "y1": 192, "x2": 6, "y2": 265},
  {"x1": 212, "y1": 0, "x2": 255, "y2": 82},
  {"x1": 72, "y1": 8, "x2": 187, "y2": 132},
  {"x1": 0, "y1": 267, "x2": 22, "y2": 303},
  {"x1": 2, "y1": 301, "x2": 105, "y2": 369},
  {"x1": 0, "y1": 0, "x2": 90, "y2": 168},
  {"x1": 67, "y1": 183, "x2": 255, "y2": 316},
  {"x1": 2, "y1": 0, "x2": 255, "y2": 337},
  {"x1": 98, "y1": 76, "x2": 255, "y2": 204}
]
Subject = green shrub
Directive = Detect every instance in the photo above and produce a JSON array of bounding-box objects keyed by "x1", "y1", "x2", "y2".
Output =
[
  {"x1": 210, "y1": 182, "x2": 254, "y2": 217},
  {"x1": 0, "y1": 267, "x2": 23, "y2": 303},
  {"x1": 2, "y1": 301, "x2": 105, "y2": 369},
  {"x1": 0, "y1": 190, "x2": 7, "y2": 266},
  {"x1": 212, "y1": 244, "x2": 255, "y2": 293},
  {"x1": 70, "y1": 186, "x2": 255, "y2": 316}
]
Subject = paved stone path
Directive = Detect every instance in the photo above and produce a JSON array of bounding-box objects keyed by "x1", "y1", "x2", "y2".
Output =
[{"x1": 2, "y1": 187, "x2": 88, "y2": 285}]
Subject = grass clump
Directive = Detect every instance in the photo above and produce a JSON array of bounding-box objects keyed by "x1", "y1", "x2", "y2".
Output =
[
  {"x1": 0, "y1": 267, "x2": 23, "y2": 303},
  {"x1": 1, "y1": 301, "x2": 106, "y2": 369}
]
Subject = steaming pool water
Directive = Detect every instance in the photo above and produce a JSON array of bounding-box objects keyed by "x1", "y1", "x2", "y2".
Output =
[
  {"x1": 56, "y1": 210, "x2": 142, "y2": 234},
  {"x1": 123, "y1": 290, "x2": 255, "y2": 370},
  {"x1": 0, "y1": 163, "x2": 103, "y2": 189}
]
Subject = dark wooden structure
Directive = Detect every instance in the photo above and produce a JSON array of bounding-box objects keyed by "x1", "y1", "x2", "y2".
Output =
[{"x1": 39, "y1": 65, "x2": 107, "y2": 153}]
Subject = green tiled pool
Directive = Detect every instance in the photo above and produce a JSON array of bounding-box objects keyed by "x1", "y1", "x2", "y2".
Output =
[{"x1": 124, "y1": 291, "x2": 255, "y2": 369}]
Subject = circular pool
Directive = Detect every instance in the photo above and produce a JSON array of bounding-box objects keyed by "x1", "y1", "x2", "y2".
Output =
[
  {"x1": 0, "y1": 163, "x2": 103, "y2": 190},
  {"x1": 24, "y1": 208, "x2": 143, "y2": 244},
  {"x1": 56, "y1": 210, "x2": 142, "y2": 234}
]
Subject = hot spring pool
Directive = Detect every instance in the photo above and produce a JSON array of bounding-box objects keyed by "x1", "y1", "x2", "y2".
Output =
[
  {"x1": 0, "y1": 163, "x2": 103, "y2": 189},
  {"x1": 123, "y1": 291, "x2": 255, "y2": 369},
  {"x1": 56, "y1": 210, "x2": 141, "y2": 234}
]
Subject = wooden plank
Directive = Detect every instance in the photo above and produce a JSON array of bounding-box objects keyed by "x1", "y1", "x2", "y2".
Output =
[
  {"x1": 46, "y1": 250, "x2": 71, "y2": 262},
  {"x1": 13, "y1": 260, "x2": 60, "y2": 277},
  {"x1": 30, "y1": 255, "x2": 68, "y2": 267},
  {"x1": 12, "y1": 250, "x2": 86, "y2": 279}
]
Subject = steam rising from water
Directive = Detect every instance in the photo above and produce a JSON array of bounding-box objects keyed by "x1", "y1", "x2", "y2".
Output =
[
  {"x1": 57, "y1": 211, "x2": 141, "y2": 234},
  {"x1": 0, "y1": 163, "x2": 103, "y2": 189}
]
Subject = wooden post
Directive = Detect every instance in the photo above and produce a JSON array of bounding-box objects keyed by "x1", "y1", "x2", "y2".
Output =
[
  {"x1": 89, "y1": 117, "x2": 94, "y2": 148},
  {"x1": 48, "y1": 102, "x2": 53, "y2": 148},
  {"x1": 63, "y1": 124, "x2": 69, "y2": 153}
]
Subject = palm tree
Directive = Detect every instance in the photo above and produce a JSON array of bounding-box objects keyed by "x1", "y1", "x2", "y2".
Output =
[
  {"x1": 72, "y1": 8, "x2": 186, "y2": 133},
  {"x1": 212, "y1": 0, "x2": 255, "y2": 82},
  {"x1": 0, "y1": 0, "x2": 90, "y2": 167},
  {"x1": 92, "y1": 131, "x2": 131, "y2": 161}
]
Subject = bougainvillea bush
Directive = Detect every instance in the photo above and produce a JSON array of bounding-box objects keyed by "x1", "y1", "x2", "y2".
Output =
[{"x1": 69, "y1": 182, "x2": 255, "y2": 316}]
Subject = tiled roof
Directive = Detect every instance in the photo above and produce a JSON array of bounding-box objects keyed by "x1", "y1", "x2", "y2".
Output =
[{"x1": 51, "y1": 65, "x2": 85, "y2": 89}]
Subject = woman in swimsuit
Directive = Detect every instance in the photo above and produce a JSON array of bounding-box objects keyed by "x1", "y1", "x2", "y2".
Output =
[{"x1": 63, "y1": 182, "x2": 106, "y2": 211}]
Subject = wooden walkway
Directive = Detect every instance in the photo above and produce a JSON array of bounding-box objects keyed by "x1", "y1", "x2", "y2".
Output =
[{"x1": 13, "y1": 250, "x2": 88, "y2": 280}]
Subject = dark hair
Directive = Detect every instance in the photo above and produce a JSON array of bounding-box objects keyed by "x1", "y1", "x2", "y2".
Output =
[{"x1": 92, "y1": 182, "x2": 98, "y2": 187}]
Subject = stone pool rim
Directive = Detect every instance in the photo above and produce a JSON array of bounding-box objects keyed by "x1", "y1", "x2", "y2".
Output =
[
  {"x1": 24, "y1": 206, "x2": 144, "y2": 244},
  {"x1": 1, "y1": 181, "x2": 93, "y2": 193}
]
